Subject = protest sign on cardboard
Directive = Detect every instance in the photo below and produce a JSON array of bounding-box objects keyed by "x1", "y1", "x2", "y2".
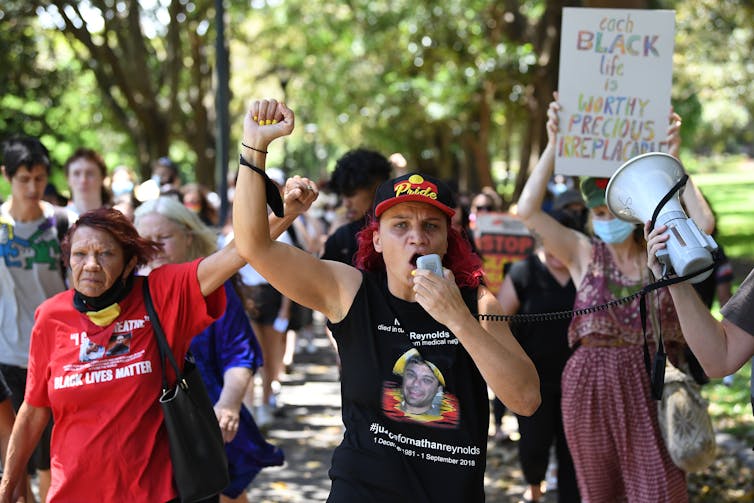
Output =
[
  {"x1": 474, "y1": 212, "x2": 535, "y2": 295},
  {"x1": 555, "y1": 8, "x2": 675, "y2": 177}
]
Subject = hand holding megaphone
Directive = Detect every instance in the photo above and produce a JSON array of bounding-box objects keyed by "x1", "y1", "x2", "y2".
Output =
[
  {"x1": 645, "y1": 222, "x2": 677, "y2": 280},
  {"x1": 606, "y1": 152, "x2": 718, "y2": 283}
]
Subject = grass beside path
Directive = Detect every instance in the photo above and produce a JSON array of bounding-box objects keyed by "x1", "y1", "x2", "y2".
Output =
[{"x1": 684, "y1": 155, "x2": 754, "y2": 262}]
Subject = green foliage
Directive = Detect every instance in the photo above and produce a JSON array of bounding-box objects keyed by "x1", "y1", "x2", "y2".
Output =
[
  {"x1": 691, "y1": 161, "x2": 754, "y2": 260},
  {"x1": 2, "y1": 0, "x2": 754, "y2": 205},
  {"x1": 0, "y1": 4, "x2": 77, "y2": 164},
  {"x1": 672, "y1": 0, "x2": 754, "y2": 154},
  {"x1": 236, "y1": 0, "x2": 545, "y2": 184},
  {"x1": 0, "y1": 21, "x2": 138, "y2": 186},
  {"x1": 2, "y1": 0, "x2": 226, "y2": 187}
]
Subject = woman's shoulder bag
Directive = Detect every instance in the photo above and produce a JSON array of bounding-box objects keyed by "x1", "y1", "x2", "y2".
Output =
[{"x1": 142, "y1": 278, "x2": 230, "y2": 502}]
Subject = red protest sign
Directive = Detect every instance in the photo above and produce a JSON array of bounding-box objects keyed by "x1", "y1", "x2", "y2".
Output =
[{"x1": 473, "y1": 213, "x2": 535, "y2": 294}]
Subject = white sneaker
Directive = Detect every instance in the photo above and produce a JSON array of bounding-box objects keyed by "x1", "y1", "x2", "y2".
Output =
[
  {"x1": 271, "y1": 380, "x2": 282, "y2": 397},
  {"x1": 545, "y1": 465, "x2": 558, "y2": 491},
  {"x1": 255, "y1": 404, "x2": 273, "y2": 428}
]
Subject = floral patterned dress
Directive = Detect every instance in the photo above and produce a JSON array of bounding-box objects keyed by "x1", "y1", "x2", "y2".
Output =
[{"x1": 561, "y1": 240, "x2": 688, "y2": 503}]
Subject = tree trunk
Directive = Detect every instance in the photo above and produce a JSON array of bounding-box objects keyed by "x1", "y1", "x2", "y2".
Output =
[{"x1": 512, "y1": 1, "x2": 563, "y2": 200}]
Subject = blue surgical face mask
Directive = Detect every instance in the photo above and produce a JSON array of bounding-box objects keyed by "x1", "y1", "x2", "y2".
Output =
[
  {"x1": 592, "y1": 218, "x2": 636, "y2": 244},
  {"x1": 111, "y1": 180, "x2": 134, "y2": 197}
]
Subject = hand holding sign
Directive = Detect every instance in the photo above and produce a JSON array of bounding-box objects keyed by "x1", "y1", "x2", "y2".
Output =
[{"x1": 556, "y1": 7, "x2": 676, "y2": 177}]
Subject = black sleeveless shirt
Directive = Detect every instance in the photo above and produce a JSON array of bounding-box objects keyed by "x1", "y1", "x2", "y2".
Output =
[
  {"x1": 326, "y1": 271, "x2": 488, "y2": 502},
  {"x1": 507, "y1": 254, "x2": 575, "y2": 386}
]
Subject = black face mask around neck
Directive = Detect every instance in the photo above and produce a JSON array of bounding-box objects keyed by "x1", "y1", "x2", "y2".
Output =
[{"x1": 73, "y1": 268, "x2": 135, "y2": 313}]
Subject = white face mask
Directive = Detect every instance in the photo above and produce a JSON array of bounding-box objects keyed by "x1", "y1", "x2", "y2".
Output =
[
  {"x1": 111, "y1": 180, "x2": 134, "y2": 196},
  {"x1": 592, "y1": 218, "x2": 636, "y2": 244}
]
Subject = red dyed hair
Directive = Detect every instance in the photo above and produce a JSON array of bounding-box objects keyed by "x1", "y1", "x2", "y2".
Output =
[
  {"x1": 353, "y1": 216, "x2": 484, "y2": 288},
  {"x1": 61, "y1": 207, "x2": 163, "y2": 268}
]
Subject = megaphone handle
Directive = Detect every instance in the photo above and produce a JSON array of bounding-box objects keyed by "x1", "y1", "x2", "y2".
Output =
[
  {"x1": 653, "y1": 248, "x2": 672, "y2": 278},
  {"x1": 660, "y1": 262, "x2": 669, "y2": 279}
]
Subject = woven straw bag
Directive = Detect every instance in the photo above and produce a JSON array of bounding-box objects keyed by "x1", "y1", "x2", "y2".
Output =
[{"x1": 657, "y1": 362, "x2": 716, "y2": 472}]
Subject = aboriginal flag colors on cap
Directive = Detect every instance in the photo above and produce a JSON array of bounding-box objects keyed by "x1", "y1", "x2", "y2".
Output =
[
  {"x1": 392, "y1": 348, "x2": 446, "y2": 387},
  {"x1": 373, "y1": 173, "x2": 455, "y2": 218}
]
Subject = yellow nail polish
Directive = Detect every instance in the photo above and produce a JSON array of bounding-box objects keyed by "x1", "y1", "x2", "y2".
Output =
[
  {"x1": 272, "y1": 119, "x2": 278, "y2": 124},
  {"x1": 258, "y1": 121, "x2": 264, "y2": 126},
  {"x1": 411, "y1": 270, "x2": 417, "y2": 276},
  {"x1": 253, "y1": 115, "x2": 258, "y2": 121},
  {"x1": 265, "y1": 119, "x2": 272, "y2": 125}
]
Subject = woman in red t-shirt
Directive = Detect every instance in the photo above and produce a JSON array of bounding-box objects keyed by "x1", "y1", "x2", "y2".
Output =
[{"x1": 0, "y1": 197, "x2": 315, "y2": 501}]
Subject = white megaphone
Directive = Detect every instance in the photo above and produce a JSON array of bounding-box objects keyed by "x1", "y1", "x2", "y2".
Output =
[{"x1": 606, "y1": 152, "x2": 718, "y2": 283}]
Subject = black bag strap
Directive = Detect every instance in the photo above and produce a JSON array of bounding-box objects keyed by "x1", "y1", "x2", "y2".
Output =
[
  {"x1": 648, "y1": 173, "x2": 688, "y2": 232},
  {"x1": 142, "y1": 277, "x2": 183, "y2": 392},
  {"x1": 640, "y1": 289, "x2": 666, "y2": 400},
  {"x1": 641, "y1": 171, "x2": 698, "y2": 400}
]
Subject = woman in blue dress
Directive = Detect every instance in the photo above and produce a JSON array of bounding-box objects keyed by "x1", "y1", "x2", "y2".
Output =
[{"x1": 134, "y1": 195, "x2": 297, "y2": 502}]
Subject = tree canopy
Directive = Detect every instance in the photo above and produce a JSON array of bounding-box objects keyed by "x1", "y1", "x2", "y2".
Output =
[{"x1": 1, "y1": 0, "x2": 752, "y2": 202}]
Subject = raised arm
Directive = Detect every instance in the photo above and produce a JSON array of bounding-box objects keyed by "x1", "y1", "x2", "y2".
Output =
[
  {"x1": 196, "y1": 177, "x2": 316, "y2": 297},
  {"x1": 515, "y1": 94, "x2": 591, "y2": 285},
  {"x1": 682, "y1": 176, "x2": 715, "y2": 235},
  {"x1": 232, "y1": 100, "x2": 361, "y2": 322},
  {"x1": 665, "y1": 111, "x2": 715, "y2": 234},
  {"x1": 646, "y1": 224, "x2": 754, "y2": 376}
]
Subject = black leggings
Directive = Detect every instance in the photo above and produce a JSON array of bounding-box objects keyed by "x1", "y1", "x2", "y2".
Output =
[{"x1": 515, "y1": 384, "x2": 580, "y2": 503}]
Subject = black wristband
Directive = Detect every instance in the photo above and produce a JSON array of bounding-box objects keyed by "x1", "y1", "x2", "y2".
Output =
[
  {"x1": 239, "y1": 154, "x2": 284, "y2": 218},
  {"x1": 241, "y1": 142, "x2": 268, "y2": 155}
]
